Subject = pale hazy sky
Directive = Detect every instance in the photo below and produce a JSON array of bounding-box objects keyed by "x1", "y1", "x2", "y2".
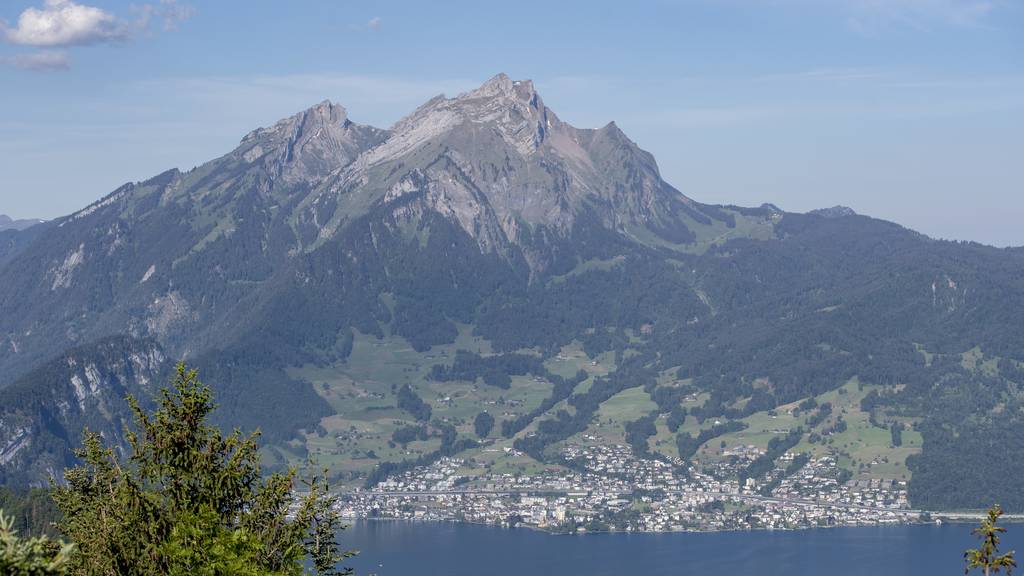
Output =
[{"x1": 1, "y1": 0, "x2": 1021, "y2": 246}]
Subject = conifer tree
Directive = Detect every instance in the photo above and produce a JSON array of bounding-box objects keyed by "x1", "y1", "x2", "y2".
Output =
[
  {"x1": 965, "y1": 505, "x2": 1017, "y2": 576},
  {"x1": 52, "y1": 363, "x2": 354, "y2": 576}
]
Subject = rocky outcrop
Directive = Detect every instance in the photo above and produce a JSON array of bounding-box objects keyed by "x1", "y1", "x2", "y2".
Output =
[
  {"x1": 236, "y1": 100, "x2": 388, "y2": 186},
  {"x1": 0, "y1": 336, "x2": 165, "y2": 486}
]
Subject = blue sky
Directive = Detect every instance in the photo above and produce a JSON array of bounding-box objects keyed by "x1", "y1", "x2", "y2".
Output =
[{"x1": 1, "y1": 0, "x2": 1022, "y2": 246}]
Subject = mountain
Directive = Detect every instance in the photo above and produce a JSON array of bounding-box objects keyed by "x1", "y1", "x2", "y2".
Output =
[
  {"x1": 0, "y1": 336, "x2": 164, "y2": 486},
  {"x1": 0, "y1": 215, "x2": 43, "y2": 232},
  {"x1": 1, "y1": 74, "x2": 1023, "y2": 510},
  {"x1": 0, "y1": 73, "x2": 737, "y2": 385}
]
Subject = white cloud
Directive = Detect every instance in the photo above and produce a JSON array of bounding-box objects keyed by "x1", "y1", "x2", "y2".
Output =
[
  {"x1": 0, "y1": 0, "x2": 195, "y2": 46},
  {"x1": 1, "y1": 0, "x2": 127, "y2": 47},
  {"x1": 0, "y1": 0, "x2": 194, "y2": 71},
  {"x1": 4, "y1": 49, "x2": 69, "y2": 70},
  {"x1": 367, "y1": 16, "x2": 382, "y2": 30}
]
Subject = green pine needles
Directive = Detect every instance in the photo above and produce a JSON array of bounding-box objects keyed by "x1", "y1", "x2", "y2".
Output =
[
  {"x1": 50, "y1": 362, "x2": 355, "y2": 576},
  {"x1": 965, "y1": 505, "x2": 1017, "y2": 576},
  {"x1": 0, "y1": 510, "x2": 74, "y2": 576}
]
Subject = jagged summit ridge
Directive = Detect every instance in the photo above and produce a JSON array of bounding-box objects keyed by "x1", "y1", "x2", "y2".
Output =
[
  {"x1": 294, "y1": 73, "x2": 714, "y2": 260},
  {"x1": 356, "y1": 73, "x2": 554, "y2": 172},
  {"x1": 240, "y1": 100, "x2": 349, "y2": 145},
  {"x1": 236, "y1": 99, "x2": 388, "y2": 185},
  {"x1": 450, "y1": 73, "x2": 551, "y2": 155}
]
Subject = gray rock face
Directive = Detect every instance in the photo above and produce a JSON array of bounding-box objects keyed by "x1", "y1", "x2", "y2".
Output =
[
  {"x1": 0, "y1": 336, "x2": 165, "y2": 486},
  {"x1": 305, "y1": 73, "x2": 718, "y2": 260},
  {"x1": 236, "y1": 100, "x2": 389, "y2": 187},
  {"x1": 47, "y1": 73, "x2": 709, "y2": 262}
]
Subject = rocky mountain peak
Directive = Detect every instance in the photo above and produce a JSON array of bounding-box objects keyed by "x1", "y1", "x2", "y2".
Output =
[
  {"x1": 236, "y1": 100, "x2": 388, "y2": 185},
  {"x1": 463, "y1": 73, "x2": 537, "y2": 105},
  {"x1": 454, "y1": 73, "x2": 550, "y2": 153},
  {"x1": 306, "y1": 73, "x2": 713, "y2": 261},
  {"x1": 363, "y1": 74, "x2": 555, "y2": 168},
  {"x1": 241, "y1": 100, "x2": 348, "y2": 144}
]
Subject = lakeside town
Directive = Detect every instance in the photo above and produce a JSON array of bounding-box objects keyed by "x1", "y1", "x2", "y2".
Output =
[{"x1": 337, "y1": 441, "x2": 920, "y2": 533}]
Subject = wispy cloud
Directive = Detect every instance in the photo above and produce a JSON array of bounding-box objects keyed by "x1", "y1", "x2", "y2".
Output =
[
  {"x1": 349, "y1": 15, "x2": 382, "y2": 32},
  {"x1": 722, "y1": 0, "x2": 1001, "y2": 31},
  {"x1": 841, "y1": 0, "x2": 997, "y2": 32},
  {"x1": 3, "y1": 48, "x2": 69, "y2": 70},
  {"x1": 753, "y1": 67, "x2": 885, "y2": 84},
  {"x1": 133, "y1": 0, "x2": 196, "y2": 33},
  {"x1": 578, "y1": 66, "x2": 1024, "y2": 130},
  {"x1": 0, "y1": 0, "x2": 194, "y2": 71}
]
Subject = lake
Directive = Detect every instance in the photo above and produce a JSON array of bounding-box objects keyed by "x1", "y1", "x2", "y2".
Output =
[{"x1": 341, "y1": 520, "x2": 1020, "y2": 576}]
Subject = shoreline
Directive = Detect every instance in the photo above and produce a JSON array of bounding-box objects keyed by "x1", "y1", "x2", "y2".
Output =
[{"x1": 343, "y1": 515, "x2": 956, "y2": 536}]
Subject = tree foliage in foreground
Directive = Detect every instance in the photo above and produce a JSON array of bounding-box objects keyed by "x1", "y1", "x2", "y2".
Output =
[
  {"x1": 965, "y1": 505, "x2": 1017, "y2": 576},
  {"x1": 0, "y1": 510, "x2": 74, "y2": 576},
  {"x1": 51, "y1": 363, "x2": 354, "y2": 576}
]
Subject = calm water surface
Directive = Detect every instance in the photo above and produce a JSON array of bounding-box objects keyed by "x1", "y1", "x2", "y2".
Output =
[{"x1": 341, "y1": 520, "x2": 1020, "y2": 576}]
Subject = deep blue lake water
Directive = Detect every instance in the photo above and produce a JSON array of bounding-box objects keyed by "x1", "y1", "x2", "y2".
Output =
[{"x1": 341, "y1": 520, "x2": 1021, "y2": 576}]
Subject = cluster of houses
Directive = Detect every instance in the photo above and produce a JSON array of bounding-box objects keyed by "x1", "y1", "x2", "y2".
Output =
[
  {"x1": 337, "y1": 443, "x2": 918, "y2": 532},
  {"x1": 771, "y1": 455, "x2": 909, "y2": 510}
]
